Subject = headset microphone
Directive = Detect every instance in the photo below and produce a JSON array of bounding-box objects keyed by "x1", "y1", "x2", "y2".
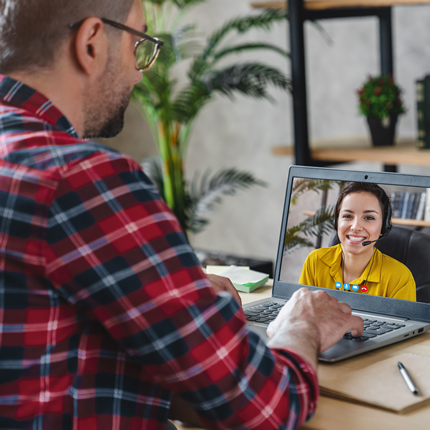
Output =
[
  {"x1": 362, "y1": 238, "x2": 380, "y2": 246},
  {"x1": 362, "y1": 229, "x2": 390, "y2": 246}
]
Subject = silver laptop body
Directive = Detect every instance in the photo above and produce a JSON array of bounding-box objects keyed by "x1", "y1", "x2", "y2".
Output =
[{"x1": 244, "y1": 166, "x2": 430, "y2": 362}]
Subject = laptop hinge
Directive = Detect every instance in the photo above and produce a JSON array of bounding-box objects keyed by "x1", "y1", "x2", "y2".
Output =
[{"x1": 352, "y1": 310, "x2": 408, "y2": 322}]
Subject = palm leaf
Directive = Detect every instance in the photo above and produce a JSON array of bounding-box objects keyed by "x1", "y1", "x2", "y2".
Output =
[
  {"x1": 283, "y1": 205, "x2": 335, "y2": 255},
  {"x1": 202, "y1": 63, "x2": 291, "y2": 99},
  {"x1": 189, "y1": 9, "x2": 287, "y2": 79},
  {"x1": 203, "y1": 9, "x2": 287, "y2": 60},
  {"x1": 213, "y1": 43, "x2": 289, "y2": 62},
  {"x1": 172, "y1": 0, "x2": 207, "y2": 7},
  {"x1": 172, "y1": 82, "x2": 211, "y2": 124},
  {"x1": 300, "y1": 205, "x2": 335, "y2": 238},
  {"x1": 283, "y1": 236, "x2": 315, "y2": 255},
  {"x1": 145, "y1": 0, "x2": 168, "y2": 5},
  {"x1": 141, "y1": 157, "x2": 165, "y2": 198},
  {"x1": 186, "y1": 168, "x2": 266, "y2": 233},
  {"x1": 172, "y1": 25, "x2": 203, "y2": 60},
  {"x1": 291, "y1": 179, "x2": 337, "y2": 206}
]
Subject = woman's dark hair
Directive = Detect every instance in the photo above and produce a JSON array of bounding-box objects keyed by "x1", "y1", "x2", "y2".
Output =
[
  {"x1": 0, "y1": 0, "x2": 134, "y2": 74},
  {"x1": 334, "y1": 182, "x2": 392, "y2": 235}
]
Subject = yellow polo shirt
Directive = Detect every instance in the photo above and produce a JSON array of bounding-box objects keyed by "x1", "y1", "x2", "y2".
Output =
[{"x1": 299, "y1": 244, "x2": 416, "y2": 302}]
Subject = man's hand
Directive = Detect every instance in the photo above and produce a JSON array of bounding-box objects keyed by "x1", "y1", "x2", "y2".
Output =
[
  {"x1": 267, "y1": 288, "x2": 363, "y2": 369},
  {"x1": 207, "y1": 274, "x2": 242, "y2": 307}
]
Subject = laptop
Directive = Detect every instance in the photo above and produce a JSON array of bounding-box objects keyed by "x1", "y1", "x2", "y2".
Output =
[{"x1": 244, "y1": 166, "x2": 430, "y2": 362}]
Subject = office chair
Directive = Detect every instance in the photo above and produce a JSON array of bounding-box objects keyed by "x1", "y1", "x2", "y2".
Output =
[{"x1": 328, "y1": 226, "x2": 430, "y2": 303}]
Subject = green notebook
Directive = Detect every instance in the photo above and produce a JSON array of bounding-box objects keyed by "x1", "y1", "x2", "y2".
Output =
[
  {"x1": 232, "y1": 276, "x2": 270, "y2": 293},
  {"x1": 217, "y1": 266, "x2": 270, "y2": 293}
]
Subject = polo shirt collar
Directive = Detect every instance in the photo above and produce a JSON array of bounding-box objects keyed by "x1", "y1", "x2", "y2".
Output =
[
  {"x1": 320, "y1": 243, "x2": 382, "y2": 284},
  {"x1": 0, "y1": 74, "x2": 78, "y2": 138}
]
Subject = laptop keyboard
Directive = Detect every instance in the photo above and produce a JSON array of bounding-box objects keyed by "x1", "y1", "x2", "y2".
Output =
[
  {"x1": 245, "y1": 302, "x2": 406, "y2": 342},
  {"x1": 343, "y1": 318, "x2": 406, "y2": 342},
  {"x1": 244, "y1": 302, "x2": 283, "y2": 323}
]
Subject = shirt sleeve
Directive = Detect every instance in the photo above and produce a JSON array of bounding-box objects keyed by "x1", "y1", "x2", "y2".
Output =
[
  {"x1": 44, "y1": 153, "x2": 318, "y2": 430},
  {"x1": 299, "y1": 253, "x2": 315, "y2": 286},
  {"x1": 391, "y1": 272, "x2": 417, "y2": 302}
]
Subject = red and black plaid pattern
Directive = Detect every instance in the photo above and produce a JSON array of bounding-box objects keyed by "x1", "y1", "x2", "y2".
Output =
[{"x1": 0, "y1": 75, "x2": 318, "y2": 430}]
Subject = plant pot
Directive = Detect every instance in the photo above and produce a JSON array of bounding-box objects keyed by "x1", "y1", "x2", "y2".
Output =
[{"x1": 366, "y1": 115, "x2": 398, "y2": 147}]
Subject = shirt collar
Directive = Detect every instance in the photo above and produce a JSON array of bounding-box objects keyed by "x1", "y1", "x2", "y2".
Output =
[
  {"x1": 0, "y1": 74, "x2": 78, "y2": 138},
  {"x1": 320, "y1": 243, "x2": 382, "y2": 284}
]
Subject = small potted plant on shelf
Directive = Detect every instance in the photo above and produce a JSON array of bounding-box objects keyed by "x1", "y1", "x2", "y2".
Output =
[{"x1": 357, "y1": 74, "x2": 406, "y2": 147}]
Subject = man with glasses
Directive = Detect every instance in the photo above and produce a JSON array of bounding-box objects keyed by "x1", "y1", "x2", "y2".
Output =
[{"x1": 0, "y1": 0, "x2": 363, "y2": 429}]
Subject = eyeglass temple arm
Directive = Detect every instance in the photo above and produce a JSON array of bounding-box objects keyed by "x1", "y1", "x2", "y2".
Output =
[{"x1": 69, "y1": 17, "x2": 164, "y2": 47}]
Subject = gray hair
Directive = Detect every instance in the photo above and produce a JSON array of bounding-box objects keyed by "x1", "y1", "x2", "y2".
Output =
[{"x1": 0, "y1": 0, "x2": 135, "y2": 74}]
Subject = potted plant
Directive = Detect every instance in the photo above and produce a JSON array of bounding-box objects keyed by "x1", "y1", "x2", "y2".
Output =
[
  {"x1": 132, "y1": 0, "x2": 290, "y2": 236},
  {"x1": 357, "y1": 74, "x2": 406, "y2": 147}
]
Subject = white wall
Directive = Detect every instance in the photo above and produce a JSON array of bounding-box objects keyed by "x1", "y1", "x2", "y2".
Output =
[{"x1": 107, "y1": 1, "x2": 430, "y2": 266}]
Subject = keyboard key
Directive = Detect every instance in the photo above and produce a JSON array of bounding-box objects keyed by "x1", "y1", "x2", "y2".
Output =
[
  {"x1": 255, "y1": 318, "x2": 269, "y2": 323},
  {"x1": 385, "y1": 324, "x2": 401, "y2": 330},
  {"x1": 360, "y1": 334, "x2": 376, "y2": 339},
  {"x1": 362, "y1": 329, "x2": 384, "y2": 335},
  {"x1": 352, "y1": 337, "x2": 369, "y2": 342}
]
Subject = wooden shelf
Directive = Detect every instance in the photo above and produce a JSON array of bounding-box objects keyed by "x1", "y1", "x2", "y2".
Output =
[
  {"x1": 251, "y1": 1, "x2": 430, "y2": 11},
  {"x1": 303, "y1": 210, "x2": 430, "y2": 227},
  {"x1": 272, "y1": 136, "x2": 430, "y2": 166}
]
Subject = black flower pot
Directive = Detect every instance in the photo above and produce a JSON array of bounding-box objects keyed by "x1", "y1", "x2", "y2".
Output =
[{"x1": 366, "y1": 115, "x2": 398, "y2": 147}]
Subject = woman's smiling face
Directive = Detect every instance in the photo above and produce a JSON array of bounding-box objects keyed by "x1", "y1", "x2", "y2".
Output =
[{"x1": 337, "y1": 191, "x2": 383, "y2": 256}]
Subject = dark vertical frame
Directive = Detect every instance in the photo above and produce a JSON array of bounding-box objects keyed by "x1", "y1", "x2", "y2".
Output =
[{"x1": 288, "y1": 1, "x2": 396, "y2": 171}]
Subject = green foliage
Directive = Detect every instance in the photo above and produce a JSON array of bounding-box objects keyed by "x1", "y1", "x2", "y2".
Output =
[
  {"x1": 187, "y1": 168, "x2": 267, "y2": 233},
  {"x1": 283, "y1": 205, "x2": 335, "y2": 255},
  {"x1": 283, "y1": 180, "x2": 341, "y2": 255},
  {"x1": 357, "y1": 75, "x2": 406, "y2": 120},
  {"x1": 133, "y1": 1, "x2": 289, "y2": 233},
  {"x1": 142, "y1": 160, "x2": 267, "y2": 233},
  {"x1": 291, "y1": 178, "x2": 334, "y2": 206}
]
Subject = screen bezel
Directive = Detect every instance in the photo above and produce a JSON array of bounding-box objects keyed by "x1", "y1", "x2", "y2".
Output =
[{"x1": 273, "y1": 166, "x2": 430, "y2": 323}]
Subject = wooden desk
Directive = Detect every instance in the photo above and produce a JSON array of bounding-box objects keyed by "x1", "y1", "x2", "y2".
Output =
[{"x1": 177, "y1": 284, "x2": 430, "y2": 429}]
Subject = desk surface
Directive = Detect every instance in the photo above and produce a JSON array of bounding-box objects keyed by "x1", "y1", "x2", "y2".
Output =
[
  {"x1": 239, "y1": 283, "x2": 430, "y2": 430},
  {"x1": 177, "y1": 283, "x2": 430, "y2": 429}
]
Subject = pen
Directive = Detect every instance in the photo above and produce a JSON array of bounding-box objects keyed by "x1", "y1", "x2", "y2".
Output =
[{"x1": 398, "y1": 362, "x2": 420, "y2": 396}]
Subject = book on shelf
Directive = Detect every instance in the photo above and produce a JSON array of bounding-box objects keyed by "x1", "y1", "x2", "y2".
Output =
[
  {"x1": 425, "y1": 188, "x2": 430, "y2": 222},
  {"x1": 416, "y1": 192, "x2": 426, "y2": 221},
  {"x1": 416, "y1": 75, "x2": 430, "y2": 149},
  {"x1": 417, "y1": 79, "x2": 425, "y2": 148},
  {"x1": 391, "y1": 191, "x2": 427, "y2": 221}
]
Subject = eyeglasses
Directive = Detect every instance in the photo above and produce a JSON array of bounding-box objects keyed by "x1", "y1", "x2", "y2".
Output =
[{"x1": 69, "y1": 17, "x2": 164, "y2": 71}]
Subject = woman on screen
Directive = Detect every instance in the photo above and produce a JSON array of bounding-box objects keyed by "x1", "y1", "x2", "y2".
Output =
[{"x1": 299, "y1": 182, "x2": 416, "y2": 301}]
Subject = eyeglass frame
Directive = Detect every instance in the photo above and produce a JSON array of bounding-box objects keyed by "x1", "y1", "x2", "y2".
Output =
[{"x1": 69, "y1": 17, "x2": 164, "y2": 71}]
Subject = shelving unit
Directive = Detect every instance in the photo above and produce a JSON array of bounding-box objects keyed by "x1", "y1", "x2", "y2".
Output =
[
  {"x1": 303, "y1": 210, "x2": 430, "y2": 227},
  {"x1": 252, "y1": 1, "x2": 430, "y2": 170},
  {"x1": 271, "y1": 136, "x2": 430, "y2": 166}
]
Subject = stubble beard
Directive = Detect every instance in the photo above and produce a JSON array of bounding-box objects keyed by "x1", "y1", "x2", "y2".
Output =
[{"x1": 82, "y1": 62, "x2": 132, "y2": 140}]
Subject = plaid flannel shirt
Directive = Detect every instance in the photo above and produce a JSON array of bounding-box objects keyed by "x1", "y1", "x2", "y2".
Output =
[{"x1": 0, "y1": 75, "x2": 318, "y2": 430}]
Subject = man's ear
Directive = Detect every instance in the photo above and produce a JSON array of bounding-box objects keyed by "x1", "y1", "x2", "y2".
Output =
[{"x1": 73, "y1": 18, "x2": 108, "y2": 77}]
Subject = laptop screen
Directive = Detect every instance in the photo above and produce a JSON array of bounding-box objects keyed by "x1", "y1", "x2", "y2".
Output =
[{"x1": 277, "y1": 169, "x2": 430, "y2": 305}]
